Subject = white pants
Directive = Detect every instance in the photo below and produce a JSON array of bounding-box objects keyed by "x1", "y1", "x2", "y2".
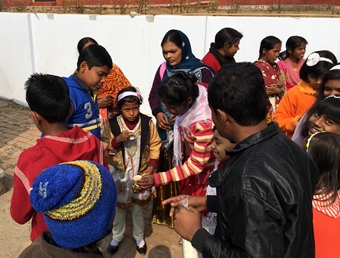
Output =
[{"x1": 111, "y1": 203, "x2": 144, "y2": 242}]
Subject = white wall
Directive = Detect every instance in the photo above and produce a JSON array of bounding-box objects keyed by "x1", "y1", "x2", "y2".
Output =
[{"x1": 1, "y1": 13, "x2": 340, "y2": 115}]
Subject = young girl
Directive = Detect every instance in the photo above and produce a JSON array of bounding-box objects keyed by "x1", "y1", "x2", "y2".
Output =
[
  {"x1": 305, "y1": 132, "x2": 340, "y2": 257},
  {"x1": 273, "y1": 50, "x2": 337, "y2": 138},
  {"x1": 278, "y1": 36, "x2": 308, "y2": 91},
  {"x1": 140, "y1": 71, "x2": 215, "y2": 257},
  {"x1": 202, "y1": 127, "x2": 236, "y2": 236},
  {"x1": 306, "y1": 95, "x2": 340, "y2": 137},
  {"x1": 293, "y1": 65, "x2": 340, "y2": 145},
  {"x1": 202, "y1": 27, "x2": 243, "y2": 74},
  {"x1": 254, "y1": 36, "x2": 285, "y2": 113},
  {"x1": 101, "y1": 87, "x2": 162, "y2": 256}
]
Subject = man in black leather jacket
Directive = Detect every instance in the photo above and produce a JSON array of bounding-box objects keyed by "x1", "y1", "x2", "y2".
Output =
[{"x1": 163, "y1": 62, "x2": 319, "y2": 257}]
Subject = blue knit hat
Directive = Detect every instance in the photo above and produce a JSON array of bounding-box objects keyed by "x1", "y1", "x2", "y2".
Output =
[{"x1": 30, "y1": 160, "x2": 117, "y2": 249}]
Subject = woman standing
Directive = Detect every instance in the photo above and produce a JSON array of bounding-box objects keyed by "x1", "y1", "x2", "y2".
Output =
[
  {"x1": 202, "y1": 27, "x2": 243, "y2": 74},
  {"x1": 148, "y1": 30, "x2": 213, "y2": 229}
]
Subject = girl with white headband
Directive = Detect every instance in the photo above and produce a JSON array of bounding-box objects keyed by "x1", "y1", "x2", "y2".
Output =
[
  {"x1": 293, "y1": 64, "x2": 340, "y2": 146},
  {"x1": 101, "y1": 86, "x2": 162, "y2": 256},
  {"x1": 273, "y1": 50, "x2": 337, "y2": 138}
]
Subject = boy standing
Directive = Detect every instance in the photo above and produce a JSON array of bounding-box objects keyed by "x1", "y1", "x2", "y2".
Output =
[
  {"x1": 64, "y1": 44, "x2": 113, "y2": 139},
  {"x1": 10, "y1": 74, "x2": 107, "y2": 242}
]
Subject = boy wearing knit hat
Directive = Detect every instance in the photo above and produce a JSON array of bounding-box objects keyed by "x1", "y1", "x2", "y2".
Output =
[
  {"x1": 19, "y1": 160, "x2": 117, "y2": 257},
  {"x1": 10, "y1": 74, "x2": 109, "y2": 242}
]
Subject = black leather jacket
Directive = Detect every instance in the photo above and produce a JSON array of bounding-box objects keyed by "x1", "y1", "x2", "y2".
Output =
[{"x1": 192, "y1": 123, "x2": 318, "y2": 258}]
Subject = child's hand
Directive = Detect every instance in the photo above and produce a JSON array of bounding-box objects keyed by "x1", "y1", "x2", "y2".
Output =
[
  {"x1": 156, "y1": 113, "x2": 170, "y2": 130},
  {"x1": 116, "y1": 130, "x2": 133, "y2": 143},
  {"x1": 143, "y1": 166, "x2": 155, "y2": 176},
  {"x1": 102, "y1": 141, "x2": 115, "y2": 157},
  {"x1": 98, "y1": 96, "x2": 114, "y2": 108},
  {"x1": 137, "y1": 175, "x2": 155, "y2": 189},
  {"x1": 266, "y1": 84, "x2": 282, "y2": 96}
]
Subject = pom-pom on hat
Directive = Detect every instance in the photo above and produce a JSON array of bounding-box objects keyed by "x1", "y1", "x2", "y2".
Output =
[{"x1": 30, "y1": 160, "x2": 117, "y2": 249}]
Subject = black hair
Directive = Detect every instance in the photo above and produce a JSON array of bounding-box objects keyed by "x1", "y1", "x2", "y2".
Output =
[
  {"x1": 258, "y1": 36, "x2": 281, "y2": 59},
  {"x1": 279, "y1": 36, "x2": 308, "y2": 60},
  {"x1": 25, "y1": 73, "x2": 70, "y2": 123},
  {"x1": 158, "y1": 71, "x2": 199, "y2": 106},
  {"x1": 316, "y1": 66, "x2": 340, "y2": 101},
  {"x1": 77, "y1": 37, "x2": 98, "y2": 54},
  {"x1": 300, "y1": 69, "x2": 340, "y2": 138},
  {"x1": 308, "y1": 132, "x2": 340, "y2": 204},
  {"x1": 161, "y1": 30, "x2": 182, "y2": 49},
  {"x1": 312, "y1": 96, "x2": 340, "y2": 123},
  {"x1": 214, "y1": 27, "x2": 243, "y2": 49},
  {"x1": 76, "y1": 45, "x2": 113, "y2": 71},
  {"x1": 299, "y1": 50, "x2": 337, "y2": 82},
  {"x1": 208, "y1": 62, "x2": 267, "y2": 126},
  {"x1": 117, "y1": 86, "x2": 143, "y2": 110}
]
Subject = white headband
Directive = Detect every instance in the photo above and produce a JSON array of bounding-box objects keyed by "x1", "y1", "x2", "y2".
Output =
[
  {"x1": 306, "y1": 52, "x2": 333, "y2": 67},
  {"x1": 325, "y1": 94, "x2": 340, "y2": 100},
  {"x1": 117, "y1": 92, "x2": 138, "y2": 102},
  {"x1": 330, "y1": 64, "x2": 340, "y2": 71}
]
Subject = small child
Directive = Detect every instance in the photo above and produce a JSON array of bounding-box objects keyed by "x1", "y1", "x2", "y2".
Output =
[
  {"x1": 306, "y1": 132, "x2": 340, "y2": 258},
  {"x1": 202, "y1": 127, "x2": 236, "y2": 235},
  {"x1": 273, "y1": 50, "x2": 337, "y2": 138},
  {"x1": 306, "y1": 95, "x2": 340, "y2": 137},
  {"x1": 10, "y1": 74, "x2": 107, "y2": 242},
  {"x1": 76, "y1": 37, "x2": 131, "y2": 124},
  {"x1": 293, "y1": 68, "x2": 340, "y2": 146},
  {"x1": 19, "y1": 161, "x2": 117, "y2": 257},
  {"x1": 101, "y1": 86, "x2": 161, "y2": 256},
  {"x1": 63, "y1": 44, "x2": 113, "y2": 139}
]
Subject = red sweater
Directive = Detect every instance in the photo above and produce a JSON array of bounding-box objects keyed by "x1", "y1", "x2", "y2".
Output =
[
  {"x1": 313, "y1": 192, "x2": 340, "y2": 258},
  {"x1": 202, "y1": 51, "x2": 221, "y2": 74},
  {"x1": 10, "y1": 126, "x2": 107, "y2": 241}
]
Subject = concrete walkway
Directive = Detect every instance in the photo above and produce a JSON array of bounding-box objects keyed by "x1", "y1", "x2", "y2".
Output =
[{"x1": 0, "y1": 98, "x2": 182, "y2": 258}]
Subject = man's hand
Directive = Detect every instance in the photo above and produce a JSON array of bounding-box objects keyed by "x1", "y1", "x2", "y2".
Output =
[
  {"x1": 98, "y1": 96, "x2": 114, "y2": 109},
  {"x1": 173, "y1": 205, "x2": 202, "y2": 242},
  {"x1": 162, "y1": 195, "x2": 207, "y2": 217},
  {"x1": 137, "y1": 174, "x2": 155, "y2": 189}
]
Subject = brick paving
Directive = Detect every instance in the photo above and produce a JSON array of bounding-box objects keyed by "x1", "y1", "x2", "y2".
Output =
[{"x1": 0, "y1": 98, "x2": 182, "y2": 258}]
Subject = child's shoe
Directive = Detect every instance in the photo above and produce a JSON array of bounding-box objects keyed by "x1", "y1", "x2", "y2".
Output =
[{"x1": 136, "y1": 240, "x2": 147, "y2": 255}]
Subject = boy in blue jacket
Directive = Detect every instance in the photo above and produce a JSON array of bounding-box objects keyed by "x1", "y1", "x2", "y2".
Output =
[{"x1": 63, "y1": 44, "x2": 112, "y2": 139}]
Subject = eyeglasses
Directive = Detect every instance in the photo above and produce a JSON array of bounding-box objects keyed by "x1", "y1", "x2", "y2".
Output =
[{"x1": 165, "y1": 100, "x2": 186, "y2": 115}]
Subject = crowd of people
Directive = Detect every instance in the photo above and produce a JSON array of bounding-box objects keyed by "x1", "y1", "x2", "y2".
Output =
[{"x1": 8, "y1": 27, "x2": 340, "y2": 258}]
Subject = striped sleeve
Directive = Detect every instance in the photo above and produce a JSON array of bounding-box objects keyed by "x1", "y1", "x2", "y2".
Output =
[{"x1": 154, "y1": 121, "x2": 214, "y2": 186}]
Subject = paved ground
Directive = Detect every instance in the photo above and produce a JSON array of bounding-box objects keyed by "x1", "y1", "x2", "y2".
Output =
[{"x1": 0, "y1": 98, "x2": 182, "y2": 258}]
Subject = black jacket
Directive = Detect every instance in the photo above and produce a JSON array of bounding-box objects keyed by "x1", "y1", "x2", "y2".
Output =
[{"x1": 192, "y1": 123, "x2": 318, "y2": 258}]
